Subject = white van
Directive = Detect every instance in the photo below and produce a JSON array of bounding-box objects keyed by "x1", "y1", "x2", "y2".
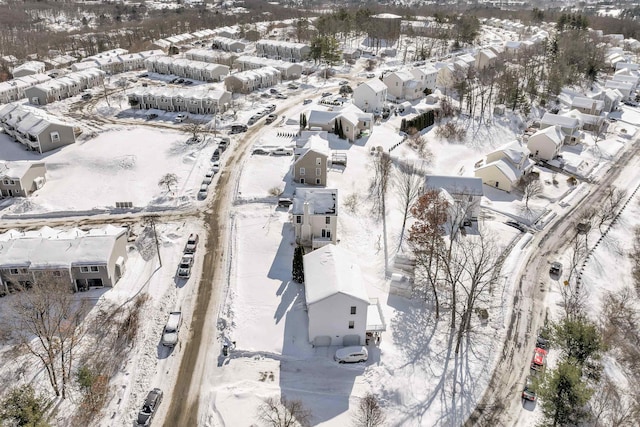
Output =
[{"x1": 334, "y1": 346, "x2": 368, "y2": 363}]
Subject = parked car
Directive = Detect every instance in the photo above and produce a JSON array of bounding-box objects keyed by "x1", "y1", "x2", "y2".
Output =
[
  {"x1": 334, "y1": 346, "x2": 368, "y2": 363},
  {"x1": 531, "y1": 347, "x2": 548, "y2": 371},
  {"x1": 211, "y1": 148, "x2": 221, "y2": 161},
  {"x1": 271, "y1": 147, "x2": 293, "y2": 156},
  {"x1": 522, "y1": 375, "x2": 537, "y2": 401},
  {"x1": 203, "y1": 175, "x2": 213, "y2": 185},
  {"x1": 197, "y1": 184, "x2": 208, "y2": 200},
  {"x1": 176, "y1": 78, "x2": 185, "y2": 84},
  {"x1": 265, "y1": 113, "x2": 278, "y2": 124},
  {"x1": 230, "y1": 124, "x2": 247, "y2": 134},
  {"x1": 549, "y1": 262, "x2": 562, "y2": 276},
  {"x1": 321, "y1": 92, "x2": 332, "y2": 97},
  {"x1": 287, "y1": 83, "x2": 299, "y2": 89},
  {"x1": 81, "y1": 93, "x2": 92, "y2": 100},
  {"x1": 211, "y1": 160, "x2": 221, "y2": 173},
  {"x1": 270, "y1": 88, "x2": 279, "y2": 94},
  {"x1": 505, "y1": 220, "x2": 526, "y2": 232},
  {"x1": 184, "y1": 80, "x2": 194, "y2": 85},
  {"x1": 278, "y1": 197, "x2": 293, "y2": 208},
  {"x1": 265, "y1": 104, "x2": 276, "y2": 113},
  {"x1": 303, "y1": 99, "x2": 312, "y2": 105},
  {"x1": 184, "y1": 234, "x2": 199, "y2": 254},
  {"x1": 252, "y1": 147, "x2": 270, "y2": 155},
  {"x1": 275, "y1": 93, "x2": 288, "y2": 99},
  {"x1": 146, "y1": 113, "x2": 158, "y2": 120},
  {"x1": 138, "y1": 72, "x2": 149, "y2": 78},
  {"x1": 175, "y1": 113, "x2": 188, "y2": 123},
  {"x1": 339, "y1": 80, "x2": 349, "y2": 86},
  {"x1": 178, "y1": 254, "x2": 194, "y2": 278},
  {"x1": 261, "y1": 93, "x2": 271, "y2": 98},
  {"x1": 161, "y1": 312, "x2": 182, "y2": 347},
  {"x1": 366, "y1": 73, "x2": 376, "y2": 78},
  {"x1": 136, "y1": 388, "x2": 163, "y2": 426}
]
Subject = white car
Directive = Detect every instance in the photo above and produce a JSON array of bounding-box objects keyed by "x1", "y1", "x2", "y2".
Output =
[
  {"x1": 211, "y1": 161, "x2": 221, "y2": 173},
  {"x1": 175, "y1": 113, "x2": 188, "y2": 123},
  {"x1": 161, "y1": 312, "x2": 182, "y2": 347},
  {"x1": 197, "y1": 184, "x2": 208, "y2": 200},
  {"x1": 334, "y1": 346, "x2": 368, "y2": 363},
  {"x1": 177, "y1": 254, "x2": 194, "y2": 278},
  {"x1": 271, "y1": 147, "x2": 293, "y2": 156}
]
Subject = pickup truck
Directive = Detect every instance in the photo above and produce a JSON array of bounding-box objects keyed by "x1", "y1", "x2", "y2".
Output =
[{"x1": 161, "y1": 312, "x2": 182, "y2": 347}]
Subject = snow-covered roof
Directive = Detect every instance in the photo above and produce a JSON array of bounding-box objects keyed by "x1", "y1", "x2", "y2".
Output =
[
  {"x1": 303, "y1": 244, "x2": 369, "y2": 306},
  {"x1": 360, "y1": 78, "x2": 388, "y2": 94},
  {"x1": 424, "y1": 175, "x2": 484, "y2": 197},
  {"x1": 477, "y1": 159, "x2": 521, "y2": 182},
  {"x1": 571, "y1": 96, "x2": 604, "y2": 111},
  {"x1": 0, "y1": 161, "x2": 42, "y2": 179},
  {"x1": 530, "y1": 125, "x2": 564, "y2": 146},
  {"x1": 488, "y1": 140, "x2": 530, "y2": 165},
  {"x1": 13, "y1": 61, "x2": 45, "y2": 74},
  {"x1": 235, "y1": 56, "x2": 300, "y2": 71},
  {"x1": 540, "y1": 112, "x2": 580, "y2": 129},
  {"x1": 307, "y1": 109, "x2": 338, "y2": 127},
  {"x1": 292, "y1": 188, "x2": 337, "y2": 215},
  {"x1": 0, "y1": 226, "x2": 126, "y2": 269}
]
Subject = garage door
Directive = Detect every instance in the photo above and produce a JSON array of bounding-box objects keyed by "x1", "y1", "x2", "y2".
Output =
[
  {"x1": 313, "y1": 336, "x2": 332, "y2": 347},
  {"x1": 343, "y1": 335, "x2": 361, "y2": 346}
]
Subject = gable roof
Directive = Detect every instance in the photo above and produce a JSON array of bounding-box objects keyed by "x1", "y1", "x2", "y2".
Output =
[
  {"x1": 476, "y1": 159, "x2": 521, "y2": 182},
  {"x1": 424, "y1": 175, "x2": 484, "y2": 196},
  {"x1": 303, "y1": 244, "x2": 369, "y2": 305},
  {"x1": 529, "y1": 125, "x2": 564, "y2": 146},
  {"x1": 292, "y1": 188, "x2": 337, "y2": 215},
  {"x1": 360, "y1": 78, "x2": 387, "y2": 93},
  {"x1": 540, "y1": 112, "x2": 580, "y2": 129}
]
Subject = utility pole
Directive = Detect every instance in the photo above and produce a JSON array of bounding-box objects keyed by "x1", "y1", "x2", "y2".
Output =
[{"x1": 146, "y1": 215, "x2": 162, "y2": 267}]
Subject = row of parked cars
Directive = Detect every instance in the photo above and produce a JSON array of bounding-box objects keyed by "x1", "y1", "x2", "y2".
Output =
[
  {"x1": 197, "y1": 136, "x2": 229, "y2": 200},
  {"x1": 522, "y1": 335, "x2": 549, "y2": 402},
  {"x1": 248, "y1": 104, "x2": 276, "y2": 126}
]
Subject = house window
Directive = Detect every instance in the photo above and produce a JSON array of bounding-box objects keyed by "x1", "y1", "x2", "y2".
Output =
[
  {"x1": 299, "y1": 167, "x2": 305, "y2": 175},
  {"x1": 90, "y1": 266, "x2": 99, "y2": 272},
  {"x1": 348, "y1": 321, "x2": 355, "y2": 329},
  {"x1": 315, "y1": 157, "x2": 321, "y2": 166},
  {"x1": 10, "y1": 268, "x2": 19, "y2": 275},
  {"x1": 326, "y1": 216, "x2": 331, "y2": 224},
  {"x1": 350, "y1": 306, "x2": 357, "y2": 315},
  {"x1": 52, "y1": 271, "x2": 61, "y2": 277},
  {"x1": 296, "y1": 215, "x2": 301, "y2": 224},
  {"x1": 50, "y1": 131, "x2": 60, "y2": 142},
  {"x1": 316, "y1": 178, "x2": 321, "y2": 184},
  {"x1": 315, "y1": 168, "x2": 321, "y2": 176},
  {"x1": 80, "y1": 266, "x2": 89, "y2": 273}
]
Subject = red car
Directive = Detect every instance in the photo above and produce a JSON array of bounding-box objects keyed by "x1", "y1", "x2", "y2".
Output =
[{"x1": 531, "y1": 347, "x2": 548, "y2": 371}]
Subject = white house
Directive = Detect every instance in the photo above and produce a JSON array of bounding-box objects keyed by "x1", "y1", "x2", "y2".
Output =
[
  {"x1": 475, "y1": 49, "x2": 498, "y2": 70},
  {"x1": 383, "y1": 70, "x2": 423, "y2": 101},
  {"x1": 12, "y1": 61, "x2": 46, "y2": 78},
  {"x1": 571, "y1": 96, "x2": 604, "y2": 116},
  {"x1": 424, "y1": 175, "x2": 484, "y2": 223},
  {"x1": 292, "y1": 188, "x2": 337, "y2": 249},
  {"x1": 474, "y1": 141, "x2": 534, "y2": 192},
  {"x1": 303, "y1": 244, "x2": 370, "y2": 347},
  {"x1": 411, "y1": 65, "x2": 438, "y2": 92},
  {"x1": 352, "y1": 78, "x2": 388, "y2": 113},
  {"x1": 605, "y1": 79, "x2": 634, "y2": 100},
  {"x1": 527, "y1": 125, "x2": 564, "y2": 160}
]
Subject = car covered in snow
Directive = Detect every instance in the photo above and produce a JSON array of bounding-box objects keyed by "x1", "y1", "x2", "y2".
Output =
[
  {"x1": 184, "y1": 233, "x2": 199, "y2": 254},
  {"x1": 197, "y1": 184, "x2": 208, "y2": 200},
  {"x1": 265, "y1": 113, "x2": 278, "y2": 124},
  {"x1": 174, "y1": 113, "x2": 188, "y2": 123},
  {"x1": 177, "y1": 254, "x2": 194, "y2": 278},
  {"x1": 531, "y1": 347, "x2": 548, "y2": 371},
  {"x1": 271, "y1": 147, "x2": 293, "y2": 156},
  {"x1": 136, "y1": 388, "x2": 163, "y2": 426},
  {"x1": 161, "y1": 312, "x2": 182, "y2": 347}
]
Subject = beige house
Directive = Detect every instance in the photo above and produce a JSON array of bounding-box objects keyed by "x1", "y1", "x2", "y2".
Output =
[
  {"x1": 539, "y1": 112, "x2": 582, "y2": 144},
  {"x1": 0, "y1": 225, "x2": 128, "y2": 294},
  {"x1": 255, "y1": 40, "x2": 310, "y2": 61},
  {"x1": 527, "y1": 125, "x2": 564, "y2": 160},
  {"x1": 127, "y1": 85, "x2": 231, "y2": 114},
  {"x1": 224, "y1": 66, "x2": 280, "y2": 94},
  {"x1": 292, "y1": 188, "x2": 338, "y2": 250},
  {"x1": 571, "y1": 96, "x2": 604, "y2": 116},
  {"x1": 474, "y1": 141, "x2": 534, "y2": 192},
  {"x1": 145, "y1": 56, "x2": 230, "y2": 82},
  {"x1": 293, "y1": 133, "x2": 330, "y2": 186},
  {"x1": 475, "y1": 49, "x2": 498, "y2": 69},
  {"x1": 24, "y1": 68, "x2": 105, "y2": 105},
  {"x1": 0, "y1": 103, "x2": 76, "y2": 153},
  {"x1": 0, "y1": 161, "x2": 46, "y2": 197},
  {"x1": 234, "y1": 56, "x2": 302, "y2": 80}
]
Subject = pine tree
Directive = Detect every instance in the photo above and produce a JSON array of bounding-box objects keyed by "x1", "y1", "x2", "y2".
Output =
[
  {"x1": 401, "y1": 118, "x2": 407, "y2": 132},
  {"x1": 292, "y1": 246, "x2": 305, "y2": 283},
  {"x1": 333, "y1": 119, "x2": 339, "y2": 135}
]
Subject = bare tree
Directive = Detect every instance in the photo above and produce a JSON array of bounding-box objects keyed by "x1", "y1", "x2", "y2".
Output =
[
  {"x1": 185, "y1": 122, "x2": 202, "y2": 143},
  {"x1": 560, "y1": 233, "x2": 589, "y2": 319},
  {"x1": 590, "y1": 375, "x2": 640, "y2": 427},
  {"x1": 394, "y1": 162, "x2": 424, "y2": 251},
  {"x1": 409, "y1": 190, "x2": 450, "y2": 319},
  {"x1": 369, "y1": 152, "x2": 392, "y2": 219},
  {"x1": 256, "y1": 396, "x2": 312, "y2": 427},
  {"x1": 521, "y1": 176, "x2": 543, "y2": 210},
  {"x1": 11, "y1": 280, "x2": 88, "y2": 399},
  {"x1": 352, "y1": 393, "x2": 386, "y2": 427},
  {"x1": 455, "y1": 233, "x2": 502, "y2": 354},
  {"x1": 158, "y1": 173, "x2": 178, "y2": 193},
  {"x1": 595, "y1": 186, "x2": 627, "y2": 234}
]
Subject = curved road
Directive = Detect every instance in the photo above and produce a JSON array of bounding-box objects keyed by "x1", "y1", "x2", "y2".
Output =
[{"x1": 465, "y1": 137, "x2": 640, "y2": 426}]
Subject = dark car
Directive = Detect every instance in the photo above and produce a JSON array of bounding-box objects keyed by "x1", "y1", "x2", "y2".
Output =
[
  {"x1": 136, "y1": 388, "x2": 163, "y2": 426},
  {"x1": 184, "y1": 80, "x2": 194, "y2": 85},
  {"x1": 270, "y1": 88, "x2": 279, "y2": 94},
  {"x1": 230, "y1": 124, "x2": 247, "y2": 134},
  {"x1": 265, "y1": 113, "x2": 278, "y2": 124},
  {"x1": 81, "y1": 93, "x2": 92, "y2": 100},
  {"x1": 549, "y1": 262, "x2": 562, "y2": 276},
  {"x1": 278, "y1": 197, "x2": 293, "y2": 208},
  {"x1": 321, "y1": 92, "x2": 332, "y2": 97},
  {"x1": 506, "y1": 220, "x2": 526, "y2": 232},
  {"x1": 252, "y1": 147, "x2": 270, "y2": 155}
]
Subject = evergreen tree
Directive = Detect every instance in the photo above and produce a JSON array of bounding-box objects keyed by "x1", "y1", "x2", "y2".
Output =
[
  {"x1": 292, "y1": 246, "x2": 305, "y2": 283},
  {"x1": 0, "y1": 385, "x2": 49, "y2": 427},
  {"x1": 538, "y1": 360, "x2": 593, "y2": 426}
]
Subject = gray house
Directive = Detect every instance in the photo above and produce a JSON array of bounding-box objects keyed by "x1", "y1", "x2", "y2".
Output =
[
  {"x1": 0, "y1": 103, "x2": 76, "y2": 153},
  {"x1": 0, "y1": 161, "x2": 46, "y2": 197},
  {"x1": 0, "y1": 225, "x2": 128, "y2": 294}
]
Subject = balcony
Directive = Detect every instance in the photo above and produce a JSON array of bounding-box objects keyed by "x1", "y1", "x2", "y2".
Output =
[{"x1": 311, "y1": 235, "x2": 332, "y2": 250}]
